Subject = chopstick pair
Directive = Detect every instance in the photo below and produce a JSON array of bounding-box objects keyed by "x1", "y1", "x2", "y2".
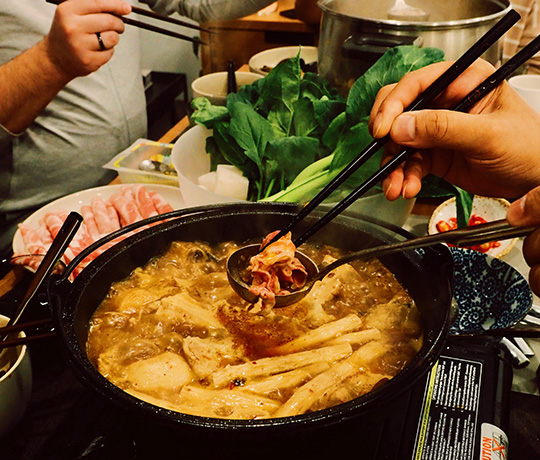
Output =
[
  {"x1": 45, "y1": 0, "x2": 208, "y2": 46},
  {"x1": 0, "y1": 318, "x2": 56, "y2": 351},
  {"x1": 266, "y1": 9, "x2": 531, "y2": 248}
]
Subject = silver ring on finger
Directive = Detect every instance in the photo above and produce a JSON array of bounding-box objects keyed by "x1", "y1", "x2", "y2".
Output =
[{"x1": 96, "y1": 32, "x2": 106, "y2": 51}]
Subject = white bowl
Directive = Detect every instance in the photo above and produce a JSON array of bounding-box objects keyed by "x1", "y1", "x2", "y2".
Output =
[
  {"x1": 191, "y1": 71, "x2": 263, "y2": 106},
  {"x1": 0, "y1": 314, "x2": 32, "y2": 438},
  {"x1": 249, "y1": 46, "x2": 318, "y2": 76},
  {"x1": 172, "y1": 125, "x2": 416, "y2": 226},
  {"x1": 172, "y1": 125, "x2": 244, "y2": 207},
  {"x1": 428, "y1": 196, "x2": 517, "y2": 258}
]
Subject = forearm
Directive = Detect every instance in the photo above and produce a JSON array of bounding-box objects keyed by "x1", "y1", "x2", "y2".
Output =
[
  {"x1": 0, "y1": 38, "x2": 72, "y2": 134},
  {"x1": 142, "y1": 0, "x2": 276, "y2": 22}
]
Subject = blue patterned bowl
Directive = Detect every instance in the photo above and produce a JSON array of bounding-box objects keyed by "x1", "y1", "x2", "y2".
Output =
[{"x1": 449, "y1": 247, "x2": 532, "y2": 335}]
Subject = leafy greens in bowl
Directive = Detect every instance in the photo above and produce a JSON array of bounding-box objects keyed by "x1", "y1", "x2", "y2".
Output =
[{"x1": 190, "y1": 46, "x2": 446, "y2": 206}]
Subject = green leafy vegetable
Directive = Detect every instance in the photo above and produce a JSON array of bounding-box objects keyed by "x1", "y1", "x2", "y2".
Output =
[
  {"x1": 190, "y1": 45, "x2": 445, "y2": 203},
  {"x1": 420, "y1": 175, "x2": 475, "y2": 227}
]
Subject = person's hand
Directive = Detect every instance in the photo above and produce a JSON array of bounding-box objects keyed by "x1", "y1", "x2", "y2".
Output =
[
  {"x1": 507, "y1": 186, "x2": 540, "y2": 297},
  {"x1": 368, "y1": 59, "x2": 540, "y2": 201},
  {"x1": 42, "y1": 0, "x2": 131, "y2": 79}
]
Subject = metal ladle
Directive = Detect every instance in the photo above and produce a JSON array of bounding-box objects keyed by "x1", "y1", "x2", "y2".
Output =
[
  {"x1": 227, "y1": 219, "x2": 535, "y2": 308},
  {"x1": 387, "y1": 0, "x2": 429, "y2": 21}
]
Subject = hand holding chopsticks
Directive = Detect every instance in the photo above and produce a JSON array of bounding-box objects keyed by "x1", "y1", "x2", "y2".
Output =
[
  {"x1": 46, "y1": 0, "x2": 208, "y2": 46},
  {"x1": 264, "y1": 9, "x2": 540, "y2": 248}
]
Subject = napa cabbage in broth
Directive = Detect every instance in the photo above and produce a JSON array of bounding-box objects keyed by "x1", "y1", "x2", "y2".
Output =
[{"x1": 86, "y1": 240, "x2": 422, "y2": 419}]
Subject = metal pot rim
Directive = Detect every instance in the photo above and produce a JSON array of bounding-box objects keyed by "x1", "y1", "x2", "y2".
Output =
[
  {"x1": 51, "y1": 203, "x2": 454, "y2": 433},
  {"x1": 317, "y1": 0, "x2": 512, "y2": 30}
]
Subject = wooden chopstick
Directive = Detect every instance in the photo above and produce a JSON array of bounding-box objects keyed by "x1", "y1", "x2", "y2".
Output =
[
  {"x1": 0, "y1": 332, "x2": 57, "y2": 350},
  {"x1": 45, "y1": 0, "x2": 208, "y2": 46},
  {"x1": 0, "y1": 318, "x2": 52, "y2": 336},
  {"x1": 0, "y1": 318, "x2": 56, "y2": 350},
  {"x1": 260, "y1": 9, "x2": 520, "y2": 248}
]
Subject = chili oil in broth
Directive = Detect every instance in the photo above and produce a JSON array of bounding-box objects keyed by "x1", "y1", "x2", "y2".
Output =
[{"x1": 86, "y1": 240, "x2": 423, "y2": 419}]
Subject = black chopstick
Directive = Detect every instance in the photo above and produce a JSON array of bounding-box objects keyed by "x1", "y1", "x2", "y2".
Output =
[
  {"x1": 0, "y1": 318, "x2": 56, "y2": 350},
  {"x1": 130, "y1": 5, "x2": 211, "y2": 33},
  {"x1": 45, "y1": 0, "x2": 207, "y2": 46},
  {"x1": 259, "y1": 9, "x2": 520, "y2": 248},
  {"x1": 294, "y1": 29, "x2": 540, "y2": 246},
  {"x1": 227, "y1": 60, "x2": 238, "y2": 94},
  {"x1": 0, "y1": 332, "x2": 57, "y2": 350},
  {"x1": 122, "y1": 16, "x2": 207, "y2": 46},
  {"x1": 0, "y1": 318, "x2": 52, "y2": 336}
]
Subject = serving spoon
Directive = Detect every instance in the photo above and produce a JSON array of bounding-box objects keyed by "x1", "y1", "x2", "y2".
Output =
[{"x1": 227, "y1": 219, "x2": 535, "y2": 308}]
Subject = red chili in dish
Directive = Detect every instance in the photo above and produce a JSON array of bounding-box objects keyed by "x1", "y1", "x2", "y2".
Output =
[{"x1": 436, "y1": 214, "x2": 501, "y2": 253}]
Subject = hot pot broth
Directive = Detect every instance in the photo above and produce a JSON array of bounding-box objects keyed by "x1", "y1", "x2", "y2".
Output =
[{"x1": 86, "y1": 239, "x2": 423, "y2": 419}]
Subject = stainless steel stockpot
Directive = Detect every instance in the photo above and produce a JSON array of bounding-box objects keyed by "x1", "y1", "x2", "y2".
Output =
[{"x1": 317, "y1": 0, "x2": 512, "y2": 94}]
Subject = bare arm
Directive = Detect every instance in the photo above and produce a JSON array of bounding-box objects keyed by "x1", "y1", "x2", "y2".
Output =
[
  {"x1": 142, "y1": 0, "x2": 277, "y2": 22},
  {"x1": 0, "y1": 0, "x2": 131, "y2": 134}
]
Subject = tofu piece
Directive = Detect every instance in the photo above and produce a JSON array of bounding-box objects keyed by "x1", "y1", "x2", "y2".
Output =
[
  {"x1": 124, "y1": 352, "x2": 192, "y2": 393},
  {"x1": 183, "y1": 336, "x2": 245, "y2": 379},
  {"x1": 197, "y1": 171, "x2": 217, "y2": 191},
  {"x1": 197, "y1": 165, "x2": 249, "y2": 200},
  {"x1": 214, "y1": 164, "x2": 249, "y2": 200},
  {"x1": 155, "y1": 292, "x2": 223, "y2": 332}
]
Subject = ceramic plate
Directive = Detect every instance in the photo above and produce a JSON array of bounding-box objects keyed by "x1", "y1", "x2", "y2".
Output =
[
  {"x1": 449, "y1": 247, "x2": 532, "y2": 335},
  {"x1": 12, "y1": 183, "x2": 185, "y2": 255},
  {"x1": 428, "y1": 196, "x2": 517, "y2": 258}
]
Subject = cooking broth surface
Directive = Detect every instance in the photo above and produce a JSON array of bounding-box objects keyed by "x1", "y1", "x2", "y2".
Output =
[{"x1": 86, "y1": 240, "x2": 423, "y2": 419}]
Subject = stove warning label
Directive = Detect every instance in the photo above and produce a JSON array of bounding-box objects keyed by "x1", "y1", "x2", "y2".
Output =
[
  {"x1": 480, "y1": 423, "x2": 508, "y2": 460},
  {"x1": 412, "y1": 356, "x2": 502, "y2": 460}
]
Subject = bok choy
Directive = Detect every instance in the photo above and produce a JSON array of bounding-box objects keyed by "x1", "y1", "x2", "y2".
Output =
[{"x1": 191, "y1": 46, "x2": 445, "y2": 204}]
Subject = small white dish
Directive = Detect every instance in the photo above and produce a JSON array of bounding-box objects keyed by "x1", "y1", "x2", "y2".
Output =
[
  {"x1": 428, "y1": 196, "x2": 517, "y2": 258},
  {"x1": 248, "y1": 46, "x2": 318, "y2": 76},
  {"x1": 508, "y1": 74, "x2": 540, "y2": 113}
]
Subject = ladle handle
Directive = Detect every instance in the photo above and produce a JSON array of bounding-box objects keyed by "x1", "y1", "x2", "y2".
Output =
[
  {"x1": 314, "y1": 219, "x2": 535, "y2": 282},
  {"x1": 1, "y1": 212, "x2": 82, "y2": 341}
]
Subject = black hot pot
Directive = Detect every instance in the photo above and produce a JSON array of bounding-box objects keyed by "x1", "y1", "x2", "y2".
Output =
[{"x1": 46, "y1": 202, "x2": 454, "y2": 444}]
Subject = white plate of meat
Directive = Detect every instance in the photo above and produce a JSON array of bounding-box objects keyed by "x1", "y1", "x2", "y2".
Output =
[{"x1": 12, "y1": 184, "x2": 185, "y2": 273}]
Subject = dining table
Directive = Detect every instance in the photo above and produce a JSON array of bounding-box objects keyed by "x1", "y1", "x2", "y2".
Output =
[{"x1": 1, "y1": 94, "x2": 540, "y2": 459}]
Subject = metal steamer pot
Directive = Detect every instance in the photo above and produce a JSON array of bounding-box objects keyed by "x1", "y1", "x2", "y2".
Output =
[
  {"x1": 47, "y1": 203, "x2": 454, "y2": 444},
  {"x1": 317, "y1": 0, "x2": 511, "y2": 94}
]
